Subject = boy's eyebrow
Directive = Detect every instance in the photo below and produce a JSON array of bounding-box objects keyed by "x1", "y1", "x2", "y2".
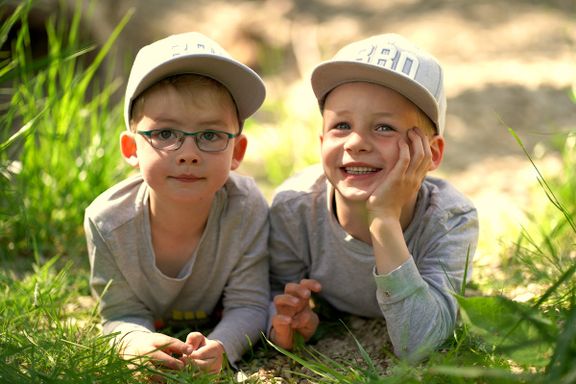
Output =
[
  {"x1": 141, "y1": 114, "x2": 184, "y2": 127},
  {"x1": 326, "y1": 109, "x2": 398, "y2": 118},
  {"x1": 196, "y1": 119, "x2": 231, "y2": 128},
  {"x1": 147, "y1": 114, "x2": 231, "y2": 128}
]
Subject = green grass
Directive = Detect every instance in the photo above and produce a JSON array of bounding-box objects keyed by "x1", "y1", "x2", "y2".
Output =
[
  {"x1": 0, "y1": 0, "x2": 130, "y2": 262},
  {"x1": 0, "y1": 256, "x2": 238, "y2": 383},
  {"x1": 0, "y1": 258, "x2": 134, "y2": 383},
  {"x1": 1, "y1": 1, "x2": 575, "y2": 383}
]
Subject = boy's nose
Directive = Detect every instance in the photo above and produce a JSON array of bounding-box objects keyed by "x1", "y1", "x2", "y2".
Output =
[
  {"x1": 344, "y1": 131, "x2": 371, "y2": 153},
  {"x1": 177, "y1": 136, "x2": 201, "y2": 164}
]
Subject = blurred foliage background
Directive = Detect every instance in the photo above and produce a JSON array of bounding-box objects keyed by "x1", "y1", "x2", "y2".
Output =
[
  {"x1": 0, "y1": 1, "x2": 574, "y2": 382},
  {"x1": 2, "y1": 0, "x2": 574, "y2": 282}
]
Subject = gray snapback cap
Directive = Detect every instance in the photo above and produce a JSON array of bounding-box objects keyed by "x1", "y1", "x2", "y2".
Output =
[
  {"x1": 311, "y1": 34, "x2": 446, "y2": 135},
  {"x1": 124, "y1": 32, "x2": 266, "y2": 130}
]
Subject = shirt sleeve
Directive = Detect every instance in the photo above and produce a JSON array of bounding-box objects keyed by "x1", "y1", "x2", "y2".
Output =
[
  {"x1": 268, "y1": 191, "x2": 310, "y2": 297},
  {"x1": 84, "y1": 214, "x2": 155, "y2": 337},
  {"x1": 373, "y1": 206, "x2": 478, "y2": 362},
  {"x1": 206, "y1": 194, "x2": 271, "y2": 365}
]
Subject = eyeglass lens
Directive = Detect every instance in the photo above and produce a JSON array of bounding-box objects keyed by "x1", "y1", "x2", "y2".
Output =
[{"x1": 146, "y1": 129, "x2": 232, "y2": 152}]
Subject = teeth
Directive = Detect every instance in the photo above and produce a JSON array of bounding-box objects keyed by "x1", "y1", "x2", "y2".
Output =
[{"x1": 345, "y1": 167, "x2": 378, "y2": 175}]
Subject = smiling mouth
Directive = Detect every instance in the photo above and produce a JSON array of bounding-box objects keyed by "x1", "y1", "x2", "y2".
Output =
[{"x1": 343, "y1": 166, "x2": 380, "y2": 175}]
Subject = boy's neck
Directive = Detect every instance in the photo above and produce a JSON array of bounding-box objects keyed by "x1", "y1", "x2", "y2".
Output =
[
  {"x1": 149, "y1": 191, "x2": 214, "y2": 237},
  {"x1": 333, "y1": 193, "x2": 416, "y2": 244}
]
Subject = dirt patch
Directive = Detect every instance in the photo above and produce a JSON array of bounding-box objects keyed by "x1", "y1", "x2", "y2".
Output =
[{"x1": 236, "y1": 317, "x2": 393, "y2": 382}]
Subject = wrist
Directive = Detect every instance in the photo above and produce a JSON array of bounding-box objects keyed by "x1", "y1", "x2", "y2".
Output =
[
  {"x1": 369, "y1": 217, "x2": 410, "y2": 275},
  {"x1": 214, "y1": 339, "x2": 226, "y2": 354},
  {"x1": 369, "y1": 215, "x2": 402, "y2": 235}
]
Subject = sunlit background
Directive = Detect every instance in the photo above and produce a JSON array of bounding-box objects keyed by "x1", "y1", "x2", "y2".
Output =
[
  {"x1": 3, "y1": 0, "x2": 575, "y2": 291},
  {"x1": 1, "y1": 1, "x2": 574, "y2": 381}
]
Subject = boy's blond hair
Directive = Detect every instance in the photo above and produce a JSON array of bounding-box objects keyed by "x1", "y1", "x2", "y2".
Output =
[
  {"x1": 128, "y1": 74, "x2": 242, "y2": 132},
  {"x1": 124, "y1": 32, "x2": 265, "y2": 132}
]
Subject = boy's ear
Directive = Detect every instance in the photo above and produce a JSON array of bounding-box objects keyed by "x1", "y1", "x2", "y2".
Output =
[
  {"x1": 428, "y1": 135, "x2": 445, "y2": 171},
  {"x1": 230, "y1": 134, "x2": 248, "y2": 170},
  {"x1": 120, "y1": 131, "x2": 139, "y2": 168}
]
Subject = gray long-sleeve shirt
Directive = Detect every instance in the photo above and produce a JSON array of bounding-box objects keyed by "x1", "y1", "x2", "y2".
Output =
[
  {"x1": 85, "y1": 173, "x2": 270, "y2": 364},
  {"x1": 269, "y1": 165, "x2": 478, "y2": 361}
]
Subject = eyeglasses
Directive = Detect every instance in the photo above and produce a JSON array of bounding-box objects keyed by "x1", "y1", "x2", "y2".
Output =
[{"x1": 137, "y1": 128, "x2": 238, "y2": 152}]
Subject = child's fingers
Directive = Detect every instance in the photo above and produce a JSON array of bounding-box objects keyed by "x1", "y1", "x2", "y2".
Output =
[
  {"x1": 274, "y1": 279, "x2": 321, "y2": 318},
  {"x1": 185, "y1": 332, "x2": 206, "y2": 350},
  {"x1": 388, "y1": 137, "x2": 410, "y2": 181},
  {"x1": 274, "y1": 293, "x2": 301, "y2": 316},
  {"x1": 188, "y1": 339, "x2": 224, "y2": 373},
  {"x1": 191, "y1": 357, "x2": 221, "y2": 374},
  {"x1": 407, "y1": 128, "x2": 432, "y2": 175},
  {"x1": 271, "y1": 314, "x2": 294, "y2": 349},
  {"x1": 284, "y1": 282, "x2": 312, "y2": 299},
  {"x1": 280, "y1": 283, "x2": 314, "y2": 313},
  {"x1": 149, "y1": 350, "x2": 186, "y2": 370},
  {"x1": 283, "y1": 280, "x2": 321, "y2": 306},
  {"x1": 299, "y1": 278, "x2": 322, "y2": 293},
  {"x1": 291, "y1": 309, "x2": 320, "y2": 341}
]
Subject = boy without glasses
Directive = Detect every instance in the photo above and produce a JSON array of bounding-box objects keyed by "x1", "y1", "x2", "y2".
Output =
[
  {"x1": 269, "y1": 34, "x2": 479, "y2": 361},
  {"x1": 84, "y1": 32, "x2": 269, "y2": 373}
]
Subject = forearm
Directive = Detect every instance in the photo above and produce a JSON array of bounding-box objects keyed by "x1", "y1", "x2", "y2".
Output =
[
  {"x1": 101, "y1": 317, "x2": 156, "y2": 358},
  {"x1": 374, "y1": 259, "x2": 457, "y2": 362},
  {"x1": 102, "y1": 316, "x2": 155, "y2": 336},
  {"x1": 208, "y1": 306, "x2": 267, "y2": 365},
  {"x1": 370, "y1": 216, "x2": 411, "y2": 275}
]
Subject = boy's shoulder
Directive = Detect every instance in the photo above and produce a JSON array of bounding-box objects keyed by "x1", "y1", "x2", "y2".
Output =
[
  {"x1": 85, "y1": 174, "x2": 146, "y2": 234},
  {"x1": 225, "y1": 172, "x2": 267, "y2": 204},
  {"x1": 421, "y1": 176, "x2": 476, "y2": 216},
  {"x1": 272, "y1": 164, "x2": 326, "y2": 202}
]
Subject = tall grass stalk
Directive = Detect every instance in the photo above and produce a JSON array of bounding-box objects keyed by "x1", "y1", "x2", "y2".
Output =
[{"x1": 0, "y1": 0, "x2": 131, "y2": 262}]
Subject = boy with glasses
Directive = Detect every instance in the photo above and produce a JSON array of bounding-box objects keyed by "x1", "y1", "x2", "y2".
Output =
[
  {"x1": 84, "y1": 32, "x2": 268, "y2": 374},
  {"x1": 269, "y1": 34, "x2": 478, "y2": 362}
]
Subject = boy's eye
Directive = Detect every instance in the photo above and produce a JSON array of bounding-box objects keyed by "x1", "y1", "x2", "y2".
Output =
[
  {"x1": 375, "y1": 124, "x2": 394, "y2": 133},
  {"x1": 333, "y1": 122, "x2": 351, "y2": 130},
  {"x1": 199, "y1": 130, "x2": 224, "y2": 142},
  {"x1": 152, "y1": 129, "x2": 177, "y2": 141}
]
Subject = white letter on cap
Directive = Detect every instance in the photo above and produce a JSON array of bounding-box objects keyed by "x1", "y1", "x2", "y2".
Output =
[
  {"x1": 170, "y1": 43, "x2": 215, "y2": 58},
  {"x1": 365, "y1": 44, "x2": 419, "y2": 79}
]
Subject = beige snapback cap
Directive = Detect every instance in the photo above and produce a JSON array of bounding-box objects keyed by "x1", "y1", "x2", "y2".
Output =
[
  {"x1": 311, "y1": 33, "x2": 446, "y2": 135},
  {"x1": 124, "y1": 32, "x2": 266, "y2": 130}
]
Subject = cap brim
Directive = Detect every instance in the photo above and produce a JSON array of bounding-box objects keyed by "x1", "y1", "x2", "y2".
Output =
[
  {"x1": 128, "y1": 55, "x2": 265, "y2": 122},
  {"x1": 311, "y1": 61, "x2": 439, "y2": 127}
]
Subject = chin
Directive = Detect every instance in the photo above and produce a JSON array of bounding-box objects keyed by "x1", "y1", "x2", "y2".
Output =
[{"x1": 334, "y1": 186, "x2": 372, "y2": 202}]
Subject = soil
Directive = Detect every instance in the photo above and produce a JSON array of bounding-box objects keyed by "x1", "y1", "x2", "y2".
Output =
[{"x1": 79, "y1": 0, "x2": 576, "y2": 381}]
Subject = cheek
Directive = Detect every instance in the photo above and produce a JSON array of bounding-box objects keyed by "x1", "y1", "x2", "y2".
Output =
[
  {"x1": 320, "y1": 137, "x2": 340, "y2": 159},
  {"x1": 379, "y1": 136, "x2": 402, "y2": 157},
  {"x1": 135, "y1": 146, "x2": 167, "y2": 174}
]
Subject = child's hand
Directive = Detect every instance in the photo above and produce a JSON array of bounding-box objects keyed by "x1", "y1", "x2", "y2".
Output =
[
  {"x1": 367, "y1": 127, "x2": 432, "y2": 220},
  {"x1": 120, "y1": 331, "x2": 193, "y2": 370},
  {"x1": 271, "y1": 279, "x2": 322, "y2": 349},
  {"x1": 367, "y1": 127, "x2": 435, "y2": 274},
  {"x1": 183, "y1": 332, "x2": 225, "y2": 374}
]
